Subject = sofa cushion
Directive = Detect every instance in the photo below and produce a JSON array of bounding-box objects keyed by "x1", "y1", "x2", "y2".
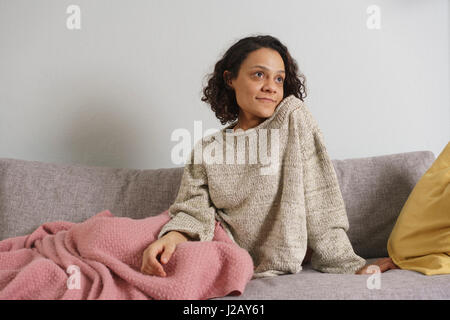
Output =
[
  {"x1": 387, "y1": 142, "x2": 450, "y2": 275},
  {"x1": 212, "y1": 258, "x2": 450, "y2": 300}
]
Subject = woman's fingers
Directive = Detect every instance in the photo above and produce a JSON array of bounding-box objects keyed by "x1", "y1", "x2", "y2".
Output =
[
  {"x1": 142, "y1": 244, "x2": 166, "y2": 277},
  {"x1": 160, "y1": 244, "x2": 175, "y2": 264},
  {"x1": 356, "y1": 257, "x2": 401, "y2": 275},
  {"x1": 141, "y1": 236, "x2": 183, "y2": 277},
  {"x1": 374, "y1": 258, "x2": 388, "y2": 272},
  {"x1": 385, "y1": 261, "x2": 400, "y2": 271},
  {"x1": 140, "y1": 249, "x2": 152, "y2": 273},
  {"x1": 379, "y1": 258, "x2": 399, "y2": 272},
  {"x1": 372, "y1": 257, "x2": 400, "y2": 273},
  {"x1": 150, "y1": 248, "x2": 167, "y2": 276},
  {"x1": 387, "y1": 257, "x2": 400, "y2": 269}
]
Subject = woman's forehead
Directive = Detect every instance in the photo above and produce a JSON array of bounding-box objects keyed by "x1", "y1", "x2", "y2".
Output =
[{"x1": 242, "y1": 49, "x2": 285, "y2": 70}]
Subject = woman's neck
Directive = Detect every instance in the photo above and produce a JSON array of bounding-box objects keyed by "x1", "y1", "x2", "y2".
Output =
[{"x1": 234, "y1": 116, "x2": 264, "y2": 132}]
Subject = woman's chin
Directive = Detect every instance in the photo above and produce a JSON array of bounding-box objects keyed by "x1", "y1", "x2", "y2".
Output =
[{"x1": 258, "y1": 109, "x2": 276, "y2": 119}]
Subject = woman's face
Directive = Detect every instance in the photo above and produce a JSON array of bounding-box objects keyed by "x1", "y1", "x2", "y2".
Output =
[{"x1": 225, "y1": 47, "x2": 285, "y2": 126}]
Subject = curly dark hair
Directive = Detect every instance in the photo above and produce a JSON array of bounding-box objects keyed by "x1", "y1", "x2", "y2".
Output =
[{"x1": 201, "y1": 34, "x2": 307, "y2": 125}]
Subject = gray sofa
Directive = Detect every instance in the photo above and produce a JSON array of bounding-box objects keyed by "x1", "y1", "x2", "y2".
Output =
[{"x1": 1, "y1": 150, "x2": 449, "y2": 300}]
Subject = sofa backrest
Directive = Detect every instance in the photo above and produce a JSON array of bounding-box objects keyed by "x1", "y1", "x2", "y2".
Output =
[
  {"x1": 334, "y1": 150, "x2": 435, "y2": 258},
  {"x1": 0, "y1": 159, "x2": 184, "y2": 240},
  {"x1": 0, "y1": 150, "x2": 435, "y2": 258}
]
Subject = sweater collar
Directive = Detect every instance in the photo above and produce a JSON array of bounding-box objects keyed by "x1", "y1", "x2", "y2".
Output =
[{"x1": 221, "y1": 94, "x2": 300, "y2": 137}]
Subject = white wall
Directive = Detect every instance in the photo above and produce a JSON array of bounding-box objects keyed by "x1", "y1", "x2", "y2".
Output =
[{"x1": 0, "y1": 0, "x2": 448, "y2": 169}]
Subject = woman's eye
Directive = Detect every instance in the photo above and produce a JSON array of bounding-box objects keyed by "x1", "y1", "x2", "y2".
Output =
[{"x1": 254, "y1": 72, "x2": 283, "y2": 83}]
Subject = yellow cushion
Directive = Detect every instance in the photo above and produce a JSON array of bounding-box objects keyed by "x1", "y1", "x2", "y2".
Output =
[{"x1": 387, "y1": 141, "x2": 450, "y2": 275}]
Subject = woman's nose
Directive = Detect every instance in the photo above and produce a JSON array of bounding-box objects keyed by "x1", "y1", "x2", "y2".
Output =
[{"x1": 263, "y1": 78, "x2": 278, "y2": 92}]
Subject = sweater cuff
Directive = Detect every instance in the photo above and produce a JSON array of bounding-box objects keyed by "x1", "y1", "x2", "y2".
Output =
[
  {"x1": 157, "y1": 213, "x2": 215, "y2": 242},
  {"x1": 157, "y1": 224, "x2": 200, "y2": 241},
  {"x1": 311, "y1": 254, "x2": 366, "y2": 274}
]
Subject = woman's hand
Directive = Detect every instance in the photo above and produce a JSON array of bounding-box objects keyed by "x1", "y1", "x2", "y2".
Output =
[
  {"x1": 141, "y1": 231, "x2": 190, "y2": 277},
  {"x1": 355, "y1": 257, "x2": 400, "y2": 274}
]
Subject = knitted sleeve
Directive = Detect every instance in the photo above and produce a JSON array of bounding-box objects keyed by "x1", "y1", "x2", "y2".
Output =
[
  {"x1": 157, "y1": 142, "x2": 217, "y2": 242},
  {"x1": 298, "y1": 107, "x2": 366, "y2": 274}
]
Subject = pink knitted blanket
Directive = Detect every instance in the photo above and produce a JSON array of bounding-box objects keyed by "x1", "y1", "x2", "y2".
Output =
[{"x1": 0, "y1": 210, "x2": 254, "y2": 300}]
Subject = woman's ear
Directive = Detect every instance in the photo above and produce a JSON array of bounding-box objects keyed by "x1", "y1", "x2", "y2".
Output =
[{"x1": 223, "y1": 70, "x2": 233, "y2": 89}]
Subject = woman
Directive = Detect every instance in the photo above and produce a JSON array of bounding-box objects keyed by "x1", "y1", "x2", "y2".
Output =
[{"x1": 141, "y1": 35, "x2": 398, "y2": 278}]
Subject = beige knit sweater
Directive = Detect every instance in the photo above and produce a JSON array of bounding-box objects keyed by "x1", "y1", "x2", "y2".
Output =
[{"x1": 158, "y1": 94, "x2": 366, "y2": 278}]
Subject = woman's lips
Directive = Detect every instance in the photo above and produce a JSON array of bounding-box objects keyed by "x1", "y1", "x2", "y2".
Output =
[{"x1": 257, "y1": 98, "x2": 275, "y2": 102}]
